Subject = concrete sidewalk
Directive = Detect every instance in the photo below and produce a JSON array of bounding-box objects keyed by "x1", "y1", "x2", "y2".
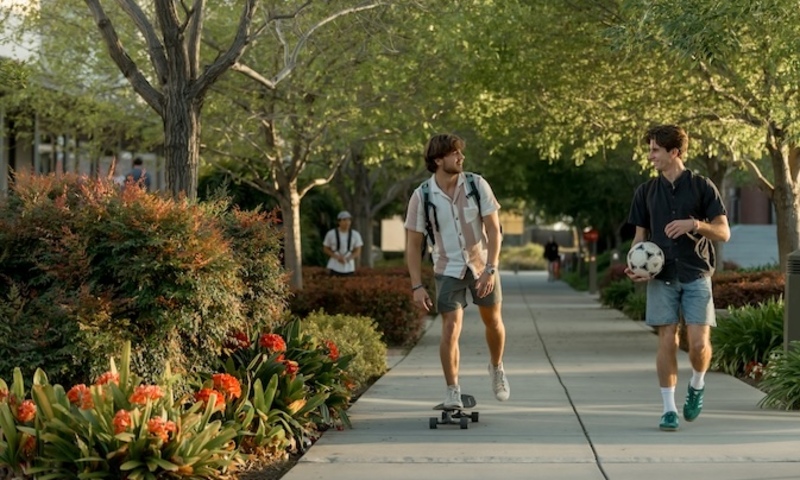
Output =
[{"x1": 283, "y1": 271, "x2": 800, "y2": 480}]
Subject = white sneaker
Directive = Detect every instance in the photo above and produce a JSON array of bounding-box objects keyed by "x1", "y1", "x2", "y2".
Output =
[
  {"x1": 489, "y1": 363, "x2": 510, "y2": 401},
  {"x1": 443, "y1": 385, "x2": 463, "y2": 409}
]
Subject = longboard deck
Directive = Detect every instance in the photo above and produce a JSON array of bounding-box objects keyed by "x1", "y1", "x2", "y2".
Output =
[
  {"x1": 433, "y1": 393, "x2": 477, "y2": 411},
  {"x1": 430, "y1": 394, "x2": 479, "y2": 429}
]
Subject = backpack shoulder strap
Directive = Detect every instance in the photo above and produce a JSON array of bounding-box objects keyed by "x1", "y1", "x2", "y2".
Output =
[
  {"x1": 465, "y1": 172, "x2": 483, "y2": 221},
  {"x1": 420, "y1": 180, "x2": 438, "y2": 245},
  {"x1": 692, "y1": 173, "x2": 704, "y2": 219}
]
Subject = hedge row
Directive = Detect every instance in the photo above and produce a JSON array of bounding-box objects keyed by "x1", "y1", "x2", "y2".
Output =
[{"x1": 290, "y1": 267, "x2": 431, "y2": 347}]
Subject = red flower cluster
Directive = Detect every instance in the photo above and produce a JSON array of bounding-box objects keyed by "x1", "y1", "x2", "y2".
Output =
[
  {"x1": 259, "y1": 333, "x2": 287, "y2": 353},
  {"x1": 16, "y1": 400, "x2": 36, "y2": 423},
  {"x1": 283, "y1": 360, "x2": 299, "y2": 378},
  {"x1": 195, "y1": 388, "x2": 226, "y2": 411},
  {"x1": 745, "y1": 360, "x2": 765, "y2": 381},
  {"x1": 324, "y1": 339, "x2": 340, "y2": 361},
  {"x1": 129, "y1": 385, "x2": 164, "y2": 405},
  {"x1": 147, "y1": 417, "x2": 177, "y2": 443},
  {"x1": 67, "y1": 384, "x2": 94, "y2": 410},
  {"x1": 113, "y1": 409, "x2": 132, "y2": 434},
  {"x1": 95, "y1": 372, "x2": 120, "y2": 386},
  {"x1": 225, "y1": 331, "x2": 251, "y2": 350},
  {"x1": 21, "y1": 434, "x2": 36, "y2": 458},
  {"x1": 212, "y1": 373, "x2": 242, "y2": 400}
]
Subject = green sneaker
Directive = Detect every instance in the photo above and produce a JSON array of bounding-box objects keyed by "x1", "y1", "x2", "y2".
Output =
[
  {"x1": 683, "y1": 384, "x2": 705, "y2": 421},
  {"x1": 659, "y1": 411, "x2": 679, "y2": 431}
]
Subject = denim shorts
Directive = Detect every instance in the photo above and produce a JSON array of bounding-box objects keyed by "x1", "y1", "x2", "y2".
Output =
[
  {"x1": 435, "y1": 269, "x2": 502, "y2": 313},
  {"x1": 645, "y1": 276, "x2": 716, "y2": 327}
]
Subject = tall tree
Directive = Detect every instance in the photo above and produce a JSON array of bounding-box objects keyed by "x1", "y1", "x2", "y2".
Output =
[
  {"x1": 202, "y1": 1, "x2": 392, "y2": 288},
  {"x1": 611, "y1": 0, "x2": 800, "y2": 268}
]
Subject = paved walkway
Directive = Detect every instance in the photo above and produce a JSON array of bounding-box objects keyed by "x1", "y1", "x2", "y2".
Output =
[{"x1": 283, "y1": 271, "x2": 800, "y2": 480}]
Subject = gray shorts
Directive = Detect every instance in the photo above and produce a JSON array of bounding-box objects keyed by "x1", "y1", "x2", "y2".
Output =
[
  {"x1": 435, "y1": 269, "x2": 502, "y2": 313},
  {"x1": 646, "y1": 277, "x2": 716, "y2": 327}
]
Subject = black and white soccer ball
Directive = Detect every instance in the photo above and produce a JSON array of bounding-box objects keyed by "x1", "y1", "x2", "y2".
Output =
[{"x1": 627, "y1": 241, "x2": 664, "y2": 278}]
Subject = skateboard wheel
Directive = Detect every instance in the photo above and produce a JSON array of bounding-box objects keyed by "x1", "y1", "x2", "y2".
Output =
[
  {"x1": 459, "y1": 417, "x2": 468, "y2": 429},
  {"x1": 429, "y1": 417, "x2": 438, "y2": 429},
  {"x1": 471, "y1": 411, "x2": 479, "y2": 423}
]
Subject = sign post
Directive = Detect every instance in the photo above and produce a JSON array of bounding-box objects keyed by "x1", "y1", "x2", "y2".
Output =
[{"x1": 583, "y1": 228, "x2": 600, "y2": 294}]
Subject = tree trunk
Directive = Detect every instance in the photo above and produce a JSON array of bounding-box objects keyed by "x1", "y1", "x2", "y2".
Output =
[
  {"x1": 357, "y1": 210, "x2": 374, "y2": 268},
  {"x1": 279, "y1": 191, "x2": 304, "y2": 289},
  {"x1": 769, "y1": 148, "x2": 800, "y2": 272},
  {"x1": 163, "y1": 97, "x2": 200, "y2": 200}
]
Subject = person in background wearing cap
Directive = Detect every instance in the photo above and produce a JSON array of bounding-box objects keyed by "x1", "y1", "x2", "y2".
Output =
[{"x1": 323, "y1": 211, "x2": 364, "y2": 276}]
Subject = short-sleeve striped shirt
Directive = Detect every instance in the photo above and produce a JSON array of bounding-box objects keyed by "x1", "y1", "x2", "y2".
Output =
[{"x1": 405, "y1": 173, "x2": 500, "y2": 279}]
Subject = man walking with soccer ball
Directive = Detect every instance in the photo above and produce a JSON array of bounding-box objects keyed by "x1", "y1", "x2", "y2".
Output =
[{"x1": 626, "y1": 125, "x2": 730, "y2": 432}]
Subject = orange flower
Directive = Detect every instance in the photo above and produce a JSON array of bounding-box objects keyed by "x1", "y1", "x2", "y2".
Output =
[
  {"x1": 129, "y1": 385, "x2": 164, "y2": 405},
  {"x1": 16, "y1": 400, "x2": 36, "y2": 423},
  {"x1": 324, "y1": 340, "x2": 340, "y2": 361},
  {"x1": 21, "y1": 434, "x2": 36, "y2": 458},
  {"x1": 66, "y1": 384, "x2": 94, "y2": 410},
  {"x1": 147, "y1": 417, "x2": 177, "y2": 443},
  {"x1": 259, "y1": 333, "x2": 286, "y2": 353},
  {"x1": 283, "y1": 360, "x2": 299, "y2": 378},
  {"x1": 212, "y1": 373, "x2": 242, "y2": 400},
  {"x1": 225, "y1": 331, "x2": 251, "y2": 350},
  {"x1": 113, "y1": 409, "x2": 132, "y2": 434},
  {"x1": 95, "y1": 372, "x2": 120, "y2": 386},
  {"x1": 0, "y1": 388, "x2": 8, "y2": 403},
  {"x1": 195, "y1": 388, "x2": 226, "y2": 411}
]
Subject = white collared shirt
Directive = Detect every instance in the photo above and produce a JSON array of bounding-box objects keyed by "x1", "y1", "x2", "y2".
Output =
[{"x1": 404, "y1": 172, "x2": 500, "y2": 278}]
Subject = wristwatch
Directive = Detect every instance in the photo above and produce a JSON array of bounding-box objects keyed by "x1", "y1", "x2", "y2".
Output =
[{"x1": 485, "y1": 263, "x2": 496, "y2": 275}]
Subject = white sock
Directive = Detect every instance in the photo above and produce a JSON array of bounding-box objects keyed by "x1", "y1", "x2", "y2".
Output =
[
  {"x1": 661, "y1": 386, "x2": 677, "y2": 414},
  {"x1": 690, "y1": 369, "x2": 706, "y2": 390}
]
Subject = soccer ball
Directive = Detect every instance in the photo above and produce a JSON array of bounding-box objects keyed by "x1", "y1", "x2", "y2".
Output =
[{"x1": 627, "y1": 241, "x2": 665, "y2": 278}]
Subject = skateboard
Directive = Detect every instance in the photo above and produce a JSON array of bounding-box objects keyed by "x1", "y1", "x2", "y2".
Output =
[{"x1": 430, "y1": 394, "x2": 479, "y2": 429}]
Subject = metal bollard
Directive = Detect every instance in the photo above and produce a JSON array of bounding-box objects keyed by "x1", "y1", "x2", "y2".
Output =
[{"x1": 785, "y1": 249, "x2": 800, "y2": 351}]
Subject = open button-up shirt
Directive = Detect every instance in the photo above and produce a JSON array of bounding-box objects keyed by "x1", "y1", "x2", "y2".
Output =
[{"x1": 405, "y1": 173, "x2": 501, "y2": 279}]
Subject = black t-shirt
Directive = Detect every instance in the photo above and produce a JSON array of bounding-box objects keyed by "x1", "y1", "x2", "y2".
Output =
[
  {"x1": 628, "y1": 170, "x2": 727, "y2": 282},
  {"x1": 544, "y1": 242, "x2": 560, "y2": 261}
]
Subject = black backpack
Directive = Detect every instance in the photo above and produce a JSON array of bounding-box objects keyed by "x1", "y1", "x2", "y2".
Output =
[{"x1": 334, "y1": 229, "x2": 353, "y2": 253}]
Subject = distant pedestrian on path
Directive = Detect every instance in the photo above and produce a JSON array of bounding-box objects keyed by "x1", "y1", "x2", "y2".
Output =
[
  {"x1": 404, "y1": 133, "x2": 510, "y2": 410},
  {"x1": 543, "y1": 235, "x2": 560, "y2": 281},
  {"x1": 626, "y1": 124, "x2": 730, "y2": 431},
  {"x1": 125, "y1": 157, "x2": 151, "y2": 191},
  {"x1": 323, "y1": 211, "x2": 363, "y2": 276}
]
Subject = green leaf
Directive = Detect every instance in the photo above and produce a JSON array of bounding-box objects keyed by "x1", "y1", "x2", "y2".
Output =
[{"x1": 120, "y1": 460, "x2": 145, "y2": 470}]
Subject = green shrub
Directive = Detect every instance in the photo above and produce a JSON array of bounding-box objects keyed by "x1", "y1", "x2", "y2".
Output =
[
  {"x1": 562, "y1": 270, "x2": 588, "y2": 291},
  {"x1": 291, "y1": 268, "x2": 426, "y2": 347},
  {"x1": 712, "y1": 270, "x2": 784, "y2": 309},
  {"x1": 300, "y1": 310, "x2": 388, "y2": 391},
  {"x1": 622, "y1": 291, "x2": 647, "y2": 321},
  {"x1": 710, "y1": 298, "x2": 784, "y2": 377},
  {"x1": 499, "y1": 243, "x2": 547, "y2": 271},
  {"x1": 759, "y1": 342, "x2": 800, "y2": 410},
  {"x1": 600, "y1": 278, "x2": 635, "y2": 310},
  {"x1": 0, "y1": 173, "x2": 286, "y2": 390},
  {"x1": 217, "y1": 207, "x2": 288, "y2": 332}
]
